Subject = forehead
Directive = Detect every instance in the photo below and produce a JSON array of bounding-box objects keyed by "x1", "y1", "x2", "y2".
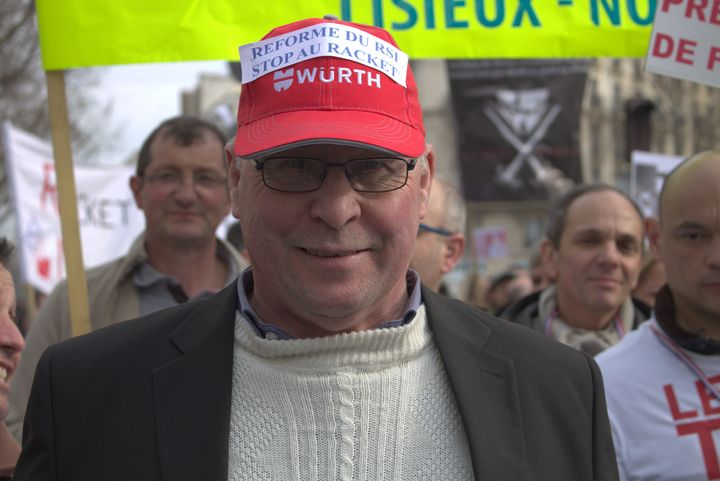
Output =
[
  {"x1": 148, "y1": 131, "x2": 225, "y2": 169},
  {"x1": 563, "y1": 191, "x2": 643, "y2": 237},
  {"x1": 662, "y1": 160, "x2": 720, "y2": 229},
  {"x1": 425, "y1": 182, "x2": 447, "y2": 223},
  {"x1": 0, "y1": 265, "x2": 15, "y2": 297}
]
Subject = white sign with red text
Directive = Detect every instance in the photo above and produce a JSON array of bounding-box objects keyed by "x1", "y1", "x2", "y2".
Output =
[
  {"x1": 2, "y1": 122, "x2": 145, "y2": 294},
  {"x1": 645, "y1": 0, "x2": 720, "y2": 87}
]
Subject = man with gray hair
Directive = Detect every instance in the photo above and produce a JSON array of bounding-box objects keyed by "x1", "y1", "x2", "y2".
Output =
[
  {"x1": 410, "y1": 177, "x2": 466, "y2": 292},
  {"x1": 16, "y1": 17, "x2": 618, "y2": 480},
  {"x1": 7, "y1": 115, "x2": 249, "y2": 440}
]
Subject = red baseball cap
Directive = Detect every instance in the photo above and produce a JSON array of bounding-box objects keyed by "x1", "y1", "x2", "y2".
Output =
[{"x1": 233, "y1": 17, "x2": 425, "y2": 159}]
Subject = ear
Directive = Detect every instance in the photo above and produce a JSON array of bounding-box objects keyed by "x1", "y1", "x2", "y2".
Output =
[
  {"x1": 646, "y1": 217, "x2": 662, "y2": 260},
  {"x1": 441, "y1": 233, "x2": 465, "y2": 274},
  {"x1": 129, "y1": 175, "x2": 143, "y2": 209},
  {"x1": 419, "y1": 143, "x2": 435, "y2": 219},
  {"x1": 540, "y1": 238, "x2": 559, "y2": 280},
  {"x1": 225, "y1": 143, "x2": 243, "y2": 218}
]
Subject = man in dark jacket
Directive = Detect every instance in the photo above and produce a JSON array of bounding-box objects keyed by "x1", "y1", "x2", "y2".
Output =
[{"x1": 15, "y1": 17, "x2": 619, "y2": 481}]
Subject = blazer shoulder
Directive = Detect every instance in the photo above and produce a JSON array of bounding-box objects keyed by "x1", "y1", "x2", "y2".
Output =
[{"x1": 423, "y1": 287, "x2": 594, "y2": 374}]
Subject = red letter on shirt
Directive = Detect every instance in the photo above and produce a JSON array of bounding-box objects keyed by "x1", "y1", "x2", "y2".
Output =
[{"x1": 665, "y1": 384, "x2": 699, "y2": 420}]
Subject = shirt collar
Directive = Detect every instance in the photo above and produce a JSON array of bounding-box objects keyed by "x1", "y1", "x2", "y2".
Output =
[
  {"x1": 236, "y1": 268, "x2": 422, "y2": 340},
  {"x1": 133, "y1": 242, "x2": 240, "y2": 295}
]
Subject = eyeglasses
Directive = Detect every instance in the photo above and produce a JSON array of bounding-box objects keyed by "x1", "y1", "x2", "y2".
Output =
[
  {"x1": 418, "y1": 223, "x2": 454, "y2": 237},
  {"x1": 251, "y1": 156, "x2": 417, "y2": 193},
  {"x1": 143, "y1": 169, "x2": 226, "y2": 190}
]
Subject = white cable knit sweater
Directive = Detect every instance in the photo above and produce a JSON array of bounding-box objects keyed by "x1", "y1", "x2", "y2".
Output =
[{"x1": 228, "y1": 305, "x2": 474, "y2": 481}]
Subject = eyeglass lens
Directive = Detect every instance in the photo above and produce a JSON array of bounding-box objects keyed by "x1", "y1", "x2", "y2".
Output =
[{"x1": 258, "y1": 157, "x2": 413, "y2": 193}]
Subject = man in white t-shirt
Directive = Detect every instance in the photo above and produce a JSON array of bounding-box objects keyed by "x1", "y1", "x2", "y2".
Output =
[{"x1": 597, "y1": 150, "x2": 720, "y2": 481}]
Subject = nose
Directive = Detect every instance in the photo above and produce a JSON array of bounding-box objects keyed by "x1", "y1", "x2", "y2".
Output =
[
  {"x1": 173, "y1": 175, "x2": 199, "y2": 204},
  {"x1": 308, "y1": 167, "x2": 361, "y2": 230},
  {"x1": 597, "y1": 241, "x2": 621, "y2": 266},
  {"x1": 707, "y1": 235, "x2": 720, "y2": 269}
]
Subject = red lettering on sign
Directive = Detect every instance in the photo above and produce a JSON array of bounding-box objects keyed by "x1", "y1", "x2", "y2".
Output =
[
  {"x1": 677, "y1": 38, "x2": 698, "y2": 65},
  {"x1": 708, "y1": 46, "x2": 720, "y2": 70},
  {"x1": 665, "y1": 384, "x2": 700, "y2": 420},
  {"x1": 685, "y1": 0, "x2": 709, "y2": 21},
  {"x1": 712, "y1": 0, "x2": 720, "y2": 24},
  {"x1": 652, "y1": 33, "x2": 674, "y2": 58},
  {"x1": 661, "y1": 0, "x2": 684, "y2": 12},
  {"x1": 40, "y1": 163, "x2": 58, "y2": 214},
  {"x1": 677, "y1": 418, "x2": 720, "y2": 479}
]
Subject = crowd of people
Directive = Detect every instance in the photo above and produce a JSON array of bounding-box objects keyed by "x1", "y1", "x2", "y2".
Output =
[{"x1": 0, "y1": 14, "x2": 718, "y2": 481}]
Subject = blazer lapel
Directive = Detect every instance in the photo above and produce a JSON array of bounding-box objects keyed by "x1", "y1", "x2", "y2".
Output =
[
  {"x1": 423, "y1": 287, "x2": 526, "y2": 481},
  {"x1": 153, "y1": 284, "x2": 237, "y2": 481}
]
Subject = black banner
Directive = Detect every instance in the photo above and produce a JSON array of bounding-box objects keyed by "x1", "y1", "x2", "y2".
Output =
[{"x1": 447, "y1": 59, "x2": 590, "y2": 202}]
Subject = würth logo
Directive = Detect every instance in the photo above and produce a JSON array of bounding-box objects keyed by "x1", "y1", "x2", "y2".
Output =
[
  {"x1": 273, "y1": 69, "x2": 294, "y2": 92},
  {"x1": 273, "y1": 67, "x2": 382, "y2": 93}
]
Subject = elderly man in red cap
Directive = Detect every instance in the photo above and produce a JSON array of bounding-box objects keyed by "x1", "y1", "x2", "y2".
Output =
[{"x1": 15, "y1": 17, "x2": 618, "y2": 481}]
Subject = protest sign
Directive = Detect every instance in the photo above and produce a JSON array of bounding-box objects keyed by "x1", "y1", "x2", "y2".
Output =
[
  {"x1": 2, "y1": 122, "x2": 145, "y2": 294},
  {"x1": 645, "y1": 0, "x2": 720, "y2": 87}
]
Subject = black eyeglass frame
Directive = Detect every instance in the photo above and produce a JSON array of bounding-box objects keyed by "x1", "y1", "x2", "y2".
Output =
[
  {"x1": 418, "y1": 223, "x2": 454, "y2": 237},
  {"x1": 250, "y1": 156, "x2": 418, "y2": 193}
]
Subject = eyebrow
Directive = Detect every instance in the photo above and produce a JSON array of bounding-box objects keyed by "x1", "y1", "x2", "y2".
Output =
[
  {"x1": 572, "y1": 228, "x2": 640, "y2": 240},
  {"x1": 673, "y1": 221, "x2": 709, "y2": 231}
]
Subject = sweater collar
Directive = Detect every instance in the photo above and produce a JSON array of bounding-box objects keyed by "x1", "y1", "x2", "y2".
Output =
[{"x1": 233, "y1": 304, "x2": 432, "y2": 369}]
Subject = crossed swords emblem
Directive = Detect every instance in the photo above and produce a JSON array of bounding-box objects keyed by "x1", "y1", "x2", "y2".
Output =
[{"x1": 483, "y1": 88, "x2": 562, "y2": 189}]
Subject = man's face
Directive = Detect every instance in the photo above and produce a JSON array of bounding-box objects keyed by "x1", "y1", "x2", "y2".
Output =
[
  {"x1": 547, "y1": 191, "x2": 644, "y2": 317},
  {"x1": 411, "y1": 181, "x2": 449, "y2": 290},
  {"x1": 228, "y1": 143, "x2": 432, "y2": 337},
  {"x1": 0, "y1": 264, "x2": 24, "y2": 420},
  {"x1": 651, "y1": 159, "x2": 720, "y2": 324},
  {"x1": 131, "y1": 131, "x2": 229, "y2": 247}
]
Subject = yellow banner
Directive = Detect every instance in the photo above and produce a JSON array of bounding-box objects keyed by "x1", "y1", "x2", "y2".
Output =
[{"x1": 37, "y1": 0, "x2": 655, "y2": 70}]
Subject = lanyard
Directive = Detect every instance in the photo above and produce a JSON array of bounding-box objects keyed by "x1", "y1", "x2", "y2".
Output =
[
  {"x1": 544, "y1": 310, "x2": 626, "y2": 338},
  {"x1": 650, "y1": 323, "x2": 720, "y2": 403}
]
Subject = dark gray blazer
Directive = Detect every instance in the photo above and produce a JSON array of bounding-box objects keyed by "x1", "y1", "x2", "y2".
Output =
[{"x1": 15, "y1": 283, "x2": 619, "y2": 481}]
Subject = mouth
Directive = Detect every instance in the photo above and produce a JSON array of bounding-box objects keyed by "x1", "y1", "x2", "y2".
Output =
[
  {"x1": 0, "y1": 366, "x2": 7, "y2": 382},
  {"x1": 589, "y1": 278, "x2": 622, "y2": 288},
  {"x1": 170, "y1": 210, "x2": 200, "y2": 217},
  {"x1": 303, "y1": 248, "x2": 364, "y2": 257}
]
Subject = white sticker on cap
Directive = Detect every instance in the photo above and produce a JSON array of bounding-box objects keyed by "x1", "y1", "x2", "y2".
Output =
[{"x1": 239, "y1": 23, "x2": 409, "y2": 88}]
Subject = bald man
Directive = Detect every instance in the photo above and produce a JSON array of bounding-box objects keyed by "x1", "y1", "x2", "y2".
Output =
[
  {"x1": 597, "y1": 151, "x2": 720, "y2": 481},
  {"x1": 410, "y1": 178, "x2": 466, "y2": 292}
]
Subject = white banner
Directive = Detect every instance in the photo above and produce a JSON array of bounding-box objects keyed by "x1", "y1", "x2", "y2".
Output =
[
  {"x1": 2, "y1": 122, "x2": 145, "y2": 294},
  {"x1": 645, "y1": 0, "x2": 720, "y2": 87}
]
